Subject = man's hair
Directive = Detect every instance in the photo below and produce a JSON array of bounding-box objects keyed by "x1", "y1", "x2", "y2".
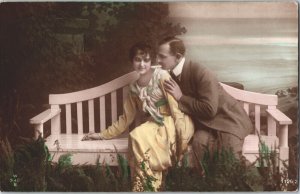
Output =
[
  {"x1": 159, "y1": 36, "x2": 185, "y2": 56},
  {"x1": 129, "y1": 42, "x2": 154, "y2": 61}
]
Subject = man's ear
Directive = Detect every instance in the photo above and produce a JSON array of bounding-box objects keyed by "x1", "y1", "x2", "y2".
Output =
[{"x1": 175, "y1": 53, "x2": 183, "y2": 61}]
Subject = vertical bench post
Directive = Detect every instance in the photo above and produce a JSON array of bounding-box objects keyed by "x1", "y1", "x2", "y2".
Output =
[
  {"x1": 34, "y1": 123, "x2": 44, "y2": 139},
  {"x1": 254, "y1": 104, "x2": 261, "y2": 135},
  {"x1": 51, "y1": 105, "x2": 61, "y2": 136}
]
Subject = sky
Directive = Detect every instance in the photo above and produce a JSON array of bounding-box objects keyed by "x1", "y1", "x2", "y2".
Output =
[
  {"x1": 166, "y1": 1, "x2": 298, "y2": 94},
  {"x1": 169, "y1": 1, "x2": 298, "y2": 19}
]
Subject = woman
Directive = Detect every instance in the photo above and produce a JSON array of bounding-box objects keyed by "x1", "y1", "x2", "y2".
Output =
[{"x1": 82, "y1": 42, "x2": 194, "y2": 191}]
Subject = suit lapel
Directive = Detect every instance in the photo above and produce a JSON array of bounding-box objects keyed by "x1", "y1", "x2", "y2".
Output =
[
  {"x1": 179, "y1": 60, "x2": 190, "y2": 89},
  {"x1": 170, "y1": 71, "x2": 180, "y2": 85}
]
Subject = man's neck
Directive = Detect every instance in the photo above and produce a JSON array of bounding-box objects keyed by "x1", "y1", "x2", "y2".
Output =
[{"x1": 172, "y1": 57, "x2": 185, "y2": 76}]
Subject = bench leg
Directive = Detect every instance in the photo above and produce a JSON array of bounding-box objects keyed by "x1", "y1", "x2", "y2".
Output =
[
  {"x1": 279, "y1": 146, "x2": 289, "y2": 174},
  {"x1": 278, "y1": 125, "x2": 289, "y2": 174}
]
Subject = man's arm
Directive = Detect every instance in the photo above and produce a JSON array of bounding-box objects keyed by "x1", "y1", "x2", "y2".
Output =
[
  {"x1": 165, "y1": 67, "x2": 219, "y2": 120},
  {"x1": 160, "y1": 71, "x2": 194, "y2": 160}
]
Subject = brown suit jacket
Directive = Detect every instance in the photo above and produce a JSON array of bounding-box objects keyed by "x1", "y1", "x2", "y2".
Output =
[{"x1": 178, "y1": 60, "x2": 253, "y2": 139}]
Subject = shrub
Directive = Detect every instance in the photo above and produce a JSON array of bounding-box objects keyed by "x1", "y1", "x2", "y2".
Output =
[
  {"x1": 13, "y1": 136, "x2": 47, "y2": 191},
  {"x1": 0, "y1": 137, "x2": 15, "y2": 191},
  {"x1": 2, "y1": 136, "x2": 296, "y2": 191},
  {"x1": 166, "y1": 148, "x2": 262, "y2": 191}
]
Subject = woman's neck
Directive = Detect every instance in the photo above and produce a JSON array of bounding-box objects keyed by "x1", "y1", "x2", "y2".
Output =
[{"x1": 137, "y1": 68, "x2": 154, "y2": 87}]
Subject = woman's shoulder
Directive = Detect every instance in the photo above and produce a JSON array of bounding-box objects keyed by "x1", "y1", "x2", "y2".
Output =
[
  {"x1": 129, "y1": 82, "x2": 139, "y2": 95},
  {"x1": 152, "y1": 66, "x2": 170, "y2": 79}
]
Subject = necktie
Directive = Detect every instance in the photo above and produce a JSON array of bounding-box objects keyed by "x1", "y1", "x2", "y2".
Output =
[{"x1": 170, "y1": 71, "x2": 180, "y2": 85}]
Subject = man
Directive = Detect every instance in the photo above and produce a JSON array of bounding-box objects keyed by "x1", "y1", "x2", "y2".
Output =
[{"x1": 158, "y1": 36, "x2": 254, "y2": 161}]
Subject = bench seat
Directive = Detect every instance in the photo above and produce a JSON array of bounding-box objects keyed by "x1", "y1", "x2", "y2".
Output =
[
  {"x1": 46, "y1": 134, "x2": 128, "y2": 165},
  {"x1": 46, "y1": 133, "x2": 280, "y2": 166},
  {"x1": 243, "y1": 134, "x2": 279, "y2": 166}
]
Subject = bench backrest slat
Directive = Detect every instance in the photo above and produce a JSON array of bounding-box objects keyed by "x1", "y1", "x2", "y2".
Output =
[
  {"x1": 100, "y1": 96, "x2": 106, "y2": 131},
  {"x1": 123, "y1": 86, "x2": 129, "y2": 103},
  {"x1": 111, "y1": 91, "x2": 118, "y2": 123},
  {"x1": 88, "y1": 99, "x2": 95, "y2": 133},
  {"x1": 243, "y1": 102, "x2": 250, "y2": 115},
  {"x1": 77, "y1": 102, "x2": 83, "y2": 135},
  {"x1": 66, "y1": 104, "x2": 72, "y2": 134}
]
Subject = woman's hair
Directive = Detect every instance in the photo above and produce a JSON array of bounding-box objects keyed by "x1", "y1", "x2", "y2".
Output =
[
  {"x1": 129, "y1": 42, "x2": 154, "y2": 62},
  {"x1": 159, "y1": 36, "x2": 185, "y2": 56}
]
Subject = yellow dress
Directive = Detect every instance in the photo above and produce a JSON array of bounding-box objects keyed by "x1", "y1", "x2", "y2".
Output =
[{"x1": 99, "y1": 68, "x2": 194, "y2": 191}]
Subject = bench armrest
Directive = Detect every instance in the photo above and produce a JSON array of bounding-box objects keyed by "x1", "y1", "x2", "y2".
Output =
[
  {"x1": 30, "y1": 108, "x2": 61, "y2": 125},
  {"x1": 266, "y1": 109, "x2": 292, "y2": 125}
]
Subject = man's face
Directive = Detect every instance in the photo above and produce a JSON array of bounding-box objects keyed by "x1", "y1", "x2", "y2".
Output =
[{"x1": 157, "y1": 43, "x2": 178, "y2": 70}]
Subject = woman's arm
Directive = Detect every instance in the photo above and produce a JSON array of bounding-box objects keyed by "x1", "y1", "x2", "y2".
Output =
[
  {"x1": 82, "y1": 93, "x2": 138, "y2": 141},
  {"x1": 159, "y1": 71, "x2": 194, "y2": 159}
]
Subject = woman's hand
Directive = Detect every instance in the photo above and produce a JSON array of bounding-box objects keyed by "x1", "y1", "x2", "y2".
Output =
[{"x1": 81, "y1": 132, "x2": 102, "y2": 141}]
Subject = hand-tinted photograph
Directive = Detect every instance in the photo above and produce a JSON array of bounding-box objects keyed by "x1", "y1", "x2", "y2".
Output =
[{"x1": 0, "y1": 1, "x2": 298, "y2": 192}]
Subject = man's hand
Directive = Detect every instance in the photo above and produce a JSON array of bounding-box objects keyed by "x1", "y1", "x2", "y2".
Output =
[
  {"x1": 81, "y1": 132, "x2": 102, "y2": 141},
  {"x1": 164, "y1": 78, "x2": 183, "y2": 101}
]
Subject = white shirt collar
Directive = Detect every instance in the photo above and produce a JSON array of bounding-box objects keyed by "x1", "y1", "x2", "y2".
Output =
[{"x1": 172, "y1": 57, "x2": 185, "y2": 76}]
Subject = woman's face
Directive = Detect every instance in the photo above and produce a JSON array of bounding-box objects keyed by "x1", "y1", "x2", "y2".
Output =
[{"x1": 132, "y1": 52, "x2": 151, "y2": 75}]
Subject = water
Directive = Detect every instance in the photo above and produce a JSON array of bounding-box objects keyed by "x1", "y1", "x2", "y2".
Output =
[{"x1": 168, "y1": 17, "x2": 298, "y2": 94}]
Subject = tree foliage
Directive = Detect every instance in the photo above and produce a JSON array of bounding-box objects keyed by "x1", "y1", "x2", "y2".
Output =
[
  {"x1": 0, "y1": 2, "x2": 186, "y2": 139},
  {"x1": 82, "y1": 2, "x2": 187, "y2": 82}
]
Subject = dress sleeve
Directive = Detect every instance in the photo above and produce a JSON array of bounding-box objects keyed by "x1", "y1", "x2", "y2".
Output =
[
  {"x1": 99, "y1": 92, "x2": 138, "y2": 140},
  {"x1": 159, "y1": 71, "x2": 194, "y2": 158}
]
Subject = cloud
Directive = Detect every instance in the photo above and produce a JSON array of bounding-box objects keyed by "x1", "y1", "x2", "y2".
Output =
[
  {"x1": 181, "y1": 35, "x2": 298, "y2": 46},
  {"x1": 169, "y1": 2, "x2": 298, "y2": 19}
]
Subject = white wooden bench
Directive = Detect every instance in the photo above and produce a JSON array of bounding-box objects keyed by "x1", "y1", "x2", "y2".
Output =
[{"x1": 30, "y1": 71, "x2": 292, "y2": 172}]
